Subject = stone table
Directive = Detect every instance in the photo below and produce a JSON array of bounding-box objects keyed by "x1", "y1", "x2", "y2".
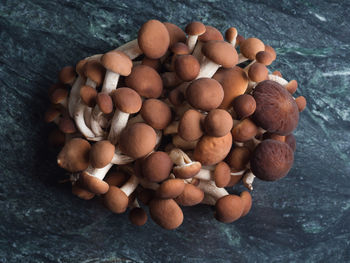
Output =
[{"x1": 0, "y1": 0, "x2": 349, "y2": 262}]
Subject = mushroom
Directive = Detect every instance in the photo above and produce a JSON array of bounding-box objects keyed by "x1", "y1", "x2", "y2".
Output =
[
  {"x1": 140, "y1": 99, "x2": 172, "y2": 130},
  {"x1": 242, "y1": 171, "x2": 256, "y2": 190},
  {"x1": 90, "y1": 92, "x2": 113, "y2": 137},
  {"x1": 149, "y1": 198, "x2": 183, "y2": 230},
  {"x1": 125, "y1": 65, "x2": 163, "y2": 98},
  {"x1": 129, "y1": 199, "x2": 148, "y2": 226},
  {"x1": 238, "y1": 37, "x2": 265, "y2": 64},
  {"x1": 156, "y1": 178, "x2": 185, "y2": 199},
  {"x1": 248, "y1": 62, "x2": 268, "y2": 83},
  {"x1": 215, "y1": 194, "x2": 244, "y2": 223},
  {"x1": 59, "y1": 66, "x2": 76, "y2": 86},
  {"x1": 250, "y1": 139, "x2": 294, "y2": 181},
  {"x1": 272, "y1": 70, "x2": 283, "y2": 78},
  {"x1": 186, "y1": 78, "x2": 224, "y2": 111},
  {"x1": 84, "y1": 60, "x2": 105, "y2": 88},
  {"x1": 252, "y1": 80, "x2": 299, "y2": 135},
  {"x1": 193, "y1": 162, "x2": 231, "y2": 187},
  {"x1": 225, "y1": 27, "x2": 238, "y2": 47},
  {"x1": 231, "y1": 118, "x2": 259, "y2": 142},
  {"x1": 168, "y1": 148, "x2": 201, "y2": 179},
  {"x1": 232, "y1": 94, "x2": 256, "y2": 119},
  {"x1": 240, "y1": 191, "x2": 253, "y2": 217},
  {"x1": 108, "y1": 87, "x2": 142, "y2": 144},
  {"x1": 178, "y1": 109, "x2": 205, "y2": 141},
  {"x1": 57, "y1": 138, "x2": 91, "y2": 172},
  {"x1": 141, "y1": 57, "x2": 161, "y2": 71},
  {"x1": 172, "y1": 135, "x2": 198, "y2": 150},
  {"x1": 89, "y1": 140, "x2": 115, "y2": 168},
  {"x1": 174, "y1": 54, "x2": 200, "y2": 81},
  {"x1": 58, "y1": 114, "x2": 77, "y2": 134},
  {"x1": 168, "y1": 42, "x2": 190, "y2": 71},
  {"x1": 286, "y1": 80, "x2": 298, "y2": 94},
  {"x1": 50, "y1": 87, "x2": 68, "y2": 108},
  {"x1": 256, "y1": 51, "x2": 275, "y2": 66},
  {"x1": 226, "y1": 146, "x2": 251, "y2": 171},
  {"x1": 163, "y1": 22, "x2": 187, "y2": 47},
  {"x1": 295, "y1": 96, "x2": 307, "y2": 112},
  {"x1": 204, "y1": 109, "x2": 233, "y2": 137},
  {"x1": 197, "y1": 40, "x2": 238, "y2": 79},
  {"x1": 235, "y1": 35, "x2": 245, "y2": 47},
  {"x1": 142, "y1": 151, "x2": 173, "y2": 183},
  {"x1": 185, "y1": 21, "x2": 206, "y2": 53},
  {"x1": 45, "y1": 106, "x2": 61, "y2": 125},
  {"x1": 174, "y1": 183, "x2": 204, "y2": 206}
]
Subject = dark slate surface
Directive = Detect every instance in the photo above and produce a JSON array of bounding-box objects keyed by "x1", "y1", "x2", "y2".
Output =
[{"x1": 1, "y1": 0, "x2": 350, "y2": 262}]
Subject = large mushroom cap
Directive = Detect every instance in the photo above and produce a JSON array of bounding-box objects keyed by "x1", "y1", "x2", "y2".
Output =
[
  {"x1": 213, "y1": 67, "x2": 249, "y2": 109},
  {"x1": 240, "y1": 38, "x2": 265, "y2": 60},
  {"x1": 174, "y1": 55, "x2": 200, "y2": 81},
  {"x1": 119, "y1": 122, "x2": 157, "y2": 159},
  {"x1": 57, "y1": 138, "x2": 90, "y2": 172},
  {"x1": 175, "y1": 184, "x2": 204, "y2": 206},
  {"x1": 204, "y1": 109, "x2": 233, "y2": 137},
  {"x1": 84, "y1": 60, "x2": 105, "y2": 86},
  {"x1": 251, "y1": 139, "x2": 294, "y2": 181},
  {"x1": 101, "y1": 51, "x2": 132, "y2": 76},
  {"x1": 252, "y1": 80, "x2": 299, "y2": 135},
  {"x1": 78, "y1": 172, "x2": 110, "y2": 195},
  {"x1": 140, "y1": 99, "x2": 172, "y2": 130},
  {"x1": 185, "y1": 21, "x2": 206, "y2": 36},
  {"x1": 142, "y1": 151, "x2": 173, "y2": 182},
  {"x1": 90, "y1": 140, "x2": 115, "y2": 168},
  {"x1": 157, "y1": 179, "x2": 185, "y2": 199},
  {"x1": 198, "y1": 25, "x2": 224, "y2": 42},
  {"x1": 103, "y1": 186, "x2": 129, "y2": 213},
  {"x1": 125, "y1": 65, "x2": 163, "y2": 98},
  {"x1": 232, "y1": 94, "x2": 256, "y2": 119},
  {"x1": 138, "y1": 20, "x2": 170, "y2": 59},
  {"x1": 194, "y1": 132, "x2": 232, "y2": 166},
  {"x1": 215, "y1": 195, "x2": 243, "y2": 223},
  {"x1": 111, "y1": 87, "x2": 142, "y2": 114},
  {"x1": 202, "y1": 40, "x2": 238, "y2": 68},
  {"x1": 178, "y1": 109, "x2": 205, "y2": 141},
  {"x1": 149, "y1": 198, "x2": 184, "y2": 230},
  {"x1": 186, "y1": 78, "x2": 224, "y2": 111},
  {"x1": 163, "y1": 22, "x2": 187, "y2": 47}
]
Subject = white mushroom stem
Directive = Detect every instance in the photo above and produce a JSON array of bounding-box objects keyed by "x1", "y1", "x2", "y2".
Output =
[
  {"x1": 193, "y1": 168, "x2": 213, "y2": 181},
  {"x1": 120, "y1": 175, "x2": 140, "y2": 196},
  {"x1": 102, "y1": 70, "x2": 120, "y2": 93},
  {"x1": 85, "y1": 78, "x2": 97, "y2": 89},
  {"x1": 139, "y1": 178, "x2": 159, "y2": 191},
  {"x1": 187, "y1": 35, "x2": 199, "y2": 53},
  {"x1": 201, "y1": 193, "x2": 217, "y2": 206},
  {"x1": 243, "y1": 171, "x2": 256, "y2": 191},
  {"x1": 108, "y1": 110, "x2": 130, "y2": 145},
  {"x1": 68, "y1": 75, "x2": 85, "y2": 118},
  {"x1": 84, "y1": 106, "x2": 92, "y2": 129},
  {"x1": 84, "y1": 163, "x2": 114, "y2": 180},
  {"x1": 90, "y1": 106, "x2": 107, "y2": 137},
  {"x1": 168, "y1": 148, "x2": 193, "y2": 166},
  {"x1": 155, "y1": 129, "x2": 163, "y2": 149},
  {"x1": 172, "y1": 135, "x2": 198, "y2": 150},
  {"x1": 268, "y1": 74, "x2": 288, "y2": 86},
  {"x1": 238, "y1": 53, "x2": 249, "y2": 64},
  {"x1": 191, "y1": 41, "x2": 205, "y2": 63},
  {"x1": 231, "y1": 170, "x2": 246, "y2": 176},
  {"x1": 111, "y1": 147, "x2": 134, "y2": 165},
  {"x1": 196, "y1": 58, "x2": 220, "y2": 79},
  {"x1": 197, "y1": 180, "x2": 229, "y2": 205},
  {"x1": 74, "y1": 101, "x2": 102, "y2": 141},
  {"x1": 163, "y1": 121, "x2": 179, "y2": 135},
  {"x1": 115, "y1": 39, "x2": 142, "y2": 60}
]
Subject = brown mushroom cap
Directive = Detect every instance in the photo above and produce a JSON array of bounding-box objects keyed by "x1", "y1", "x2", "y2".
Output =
[
  {"x1": 156, "y1": 179, "x2": 185, "y2": 199},
  {"x1": 175, "y1": 184, "x2": 204, "y2": 206},
  {"x1": 129, "y1": 207, "x2": 148, "y2": 226},
  {"x1": 248, "y1": 62, "x2": 268, "y2": 82},
  {"x1": 239, "y1": 38, "x2": 265, "y2": 60},
  {"x1": 226, "y1": 146, "x2": 251, "y2": 170},
  {"x1": 142, "y1": 151, "x2": 173, "y2": 182},
  {"x1": 227, "y1": 173, "x2": 243, "y2": 187},
  {"x1": 138, "y1": 20, "x2": 170, "y2": 59},
  {"x1": 178, "y1": 109, "x2": 205, "y2": 141},
  {"x1": 50, "y1": 88, "x2": 68, "y2": 105},
  {"x1": 58, "y1": 115, "x2": 76, "y2": 134},
  {"x1": 295, "y1": 96, "x2": 307, "y2": 112},
  {"x1": 240, "y1": 191, "x2": 252, "y2": 217},
  {"x1": 76, "y1": 59, "x2": 88, "y2": 76},
  {"x1": 174, "y1": 55, "x2": 200, "y2": 81},
  {"x1": 232, "y1": 94, "x2": 256, "y2": 119},
  {"x1": 272, "y1": 70, "x2": 283, "y2": 78},
  {"x1": 57, "y1": 138, "x2": 90, "y2": 172},
  {"x1": 103, "y1": 186, "x2": 129, "y2": 213},
  {"x1": 199, "y1": 25, "x2": 224, "y2": 42},
  {"x1": 105, "y1": 171, "x2": 129, "y2": 187},
  {"x1": 125, "y1": 65, "x2": 163, "y2": 98},
  {"x1": 84, "y1": 60, "x2": 105, "y2": 86},
  {"x1": 202, "y1": 40, "x2": 238, "y2": 68},
  {"x1": 194, "y1": 132, "x2": 232, "y2": 166},
  {"x1": 285, "y1": 134, "x2": 296, "y2": 152},
  {"x1": 286, "y1": 80, "x2": 298, "y2": 94},
  {"x1": 264, "y1": 45, "x2": 277, "y2": 61},
  {"x1": 78, "y1": 172, "x2": 109, "y2": 195},
  {"x1": 251, "y1": 139, "x2": 294, "y2": 181},
  {"x1": 140, "y1": 99, "x2": 172, "y2": 130},
  {"x1": 90, "y1": 140, "x2": 115, "y2": 168},
  {"x1": 48, "y1": 82, "x2": 68, "y2": 99},
  {"x1": 80, "y1": 85, "x2": 97, "y2": 107},
  {"x1": 204, "y1": 109, "x2": 233, "y2": 137},
  {"x1": 111, "y1": 87, "x2": 142, "y2": 114},
  {"x1": 101, "y1": 51, "x2": 132, "y2": 76},
  {"x1": 214, "y1": 162, "x2": 231, "y2": 187},
  {"x1": 149, "y1": 198, "x2": 183, "y2": 230},
  {"x1": 213, "y1": 67, "x2": 249, "y2": 109},
  {"x1": 96, "y1": 93, "x2": 113, "y2": 114},
  {"x1": 45, "y1": 107, "x2": 61, "y2": 123},
  {"x1": 59, "y1": 66, "x2": 76, "y2": 84},
  {"x1": 252, "y1": 80, "x2": 299, "y2": 135},
  {"x1": 170, "y1": 42, "x2": 190, "y2": 55},
  {"x1": 236, "y1": 35, "x2": 245, "y2": 46},
  {"x1": 225, "y1": 27, "x2": 238, "y2": 43},
  {"x1": 71, "y1": 185, "x2": 95, "y2": 200},
  {"x1": 215, "y1": 195, "x2": 243, "y2": 223},
  {"x1": 173, "y1": 161, "x2": 202, "y2": 179},
  {"x1": 256, "y1": 51, "x2": 274, "y2": 66},
  {"x1": 163, "y1": 22, "x2": 187, "y2": 47},
  {"x1": 186, "y1": 78, "x2": 224, "y2": 111},
  {"x1": 231, "y1": 119, "x2": 258, "y2": 142},
  {"x1": 119, "y1": 122, "x2": 157, "y2": 159},
  {"x1": 185, "y1": 21, "x2": 206, "y2": 36}
]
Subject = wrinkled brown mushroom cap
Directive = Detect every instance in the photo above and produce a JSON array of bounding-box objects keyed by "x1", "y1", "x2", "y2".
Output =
[
  {"x1": 129, "y1": 207, "x2": 148, "y2": 226},
  {"x1": 157, "y1": 179, "x2": 185, "y2": 199},
  {"x1": 178, "y1": 109, "x2": 205, "y2": 141},
  {"x1": 175, "y1": 184, "x2": 204, "y2": 206},
  {"x1": 204, "y1": 109, "x2": 233, "y2": 137},
  {"x1": 240, "y1": 38, "x2": 265, "y2": 60},
  {"x1": 125, "y1": 65, "x2": 163, "y2": 98},
  {"x1": 251, "y1": 139, "x2": 294, "y2": 181},
  {"x1": 214, "y1": 162, "x2": 231, "y2": 187},
  {"x1": 240, "y1": 191, "x2": 252, "y2": 217},
  {"x1": 226, "y1": 146, "x2": 251, "y2": 170},
  {"x1": 57, "y1": 138, "x2": 90, "y2": 172},
  {"x1": 199, "y1": 25, "x2": 224, "y2": 42},
  {"x1": 252, "y1": 80, "x2": 299, "y2": 135},
  {"x1": 84, "y1": 60, "x2": 105, "y2": 86},
  {"x1": 194, "y1": 132, "x2": 232, "y2": 166},
  {"x1": 111, "y1": 87, "x2": 142, "y2": 114},
  {"x1": 140, "y1": 99, "x2": 172, "y2": 130},
  {"x1": 163, "y1": 22, "x2": 187, "y2": 47},
  {"x1": 185, "y1": 21, "x2": 206, "y2": 36},
  {"x1": 78, "y1": 172, "x2": 110, "y2": 195},
  {"x1": 80, "y1": 85, "x2": 97, "y2": 107},
  {"x1": 138, "y1": 20, "x2": 170, "y2": 59},
  {"x1": 202, "y1": 40, "x2": 238, "y2": 68},
  {"x1": 231, "y1": 118, "x2": 258, "y2": 142},
  {"x1": 186, "y1": 78, "x2": 224, "y2": 111},
  {"x1": 248, "y1": 62, "x2": 268, "y2": 82},
  {"x1": 103, "y1": 186, "x2": 129, "y2": 213},
  {"x1": 149, "y1": 198, "x2": 184, "y2": 229},
  {"x1": 119, "y1": 122, "x2": 157, "y2": 159},
  {"x1": 101, "y1": 51, "x2": 133, "y2": 76},
  {"x1": 215, "y1": 195, "x2": 243, "y2": 223},
  {"x1": 59, "y1": 66, "x2": 76, "y2": 85},
  {"x1": 233, "y1": 94, "x2": 256, "y2": 119},
  {"x1": 90, "y1": 140, "x2": 115, "y2": 168},
  {"x1": 142, "y1": 151, "x2": 173, "y2": 182},
  {"x1": 174, "y1": 55, "x2": 200, "y2": 81},
  {"x1": 96, "y1": 93, "x2": 113, "y2": 114}
]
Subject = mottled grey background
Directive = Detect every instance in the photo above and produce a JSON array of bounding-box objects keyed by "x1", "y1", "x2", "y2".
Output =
[{"x1": 0, "y1": 0, "x2": 350, "y2": 262}]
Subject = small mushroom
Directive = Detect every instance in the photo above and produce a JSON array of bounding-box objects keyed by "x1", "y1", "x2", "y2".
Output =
[
  {"x1": 163, "y1": 22, "x2": 187, "y2": 47},
  {"x1": 256, "y1": 51, "x2": 275, "y2": 66},
  {"x1": 248, "y1": 62, "x2": 268, "y2": 83},
  {"x1": 71, "y1": 185, "x2": 95, "y2": 200},
  {"x1": 185, "y1": 21, "x2": 206, "y2": 53},
  {"x1": 89, "y1": 140, "x2": 115, "y2": 168},
  {"x1": 178, "y1": 109, "x2": 205, "y2": 141},
  {"x1": 232, "y1": 94, "x2": 256, "y2": 119},
  {"x1": 193, "y1": 162, "x2": 231, "y2": 187},
  {"x1": 286, "y1": 80, "x2": 298, "y2": 94},
  {"x1": 225, "y1": 27, "x2": 238, "y2": 47},
  {"x1": 50, "y1": 87, "x2": 68, "y2": 108},
  {"x1": 140, "y1": 99, "x2": 172, "y2": 130},
  {"x1": 156, "y1": 178, "x2": 185, "y2": 199},
  {"x1": 215, "y1": 194, "x2": 244, "y2": 223},
  {"x1": 59, "y1": 66, "x2": 76, "y2": 86},
  {"x1": 175, "y1": 183, "x2": 204, "y2": 206},
  {"x1": 295, "y1": 96, "x2": 307, "y2": 112},
  {"x1": 238, "y1": 37, "x2": 265, "y2": 63},
  {"x1": 168, "y1": 42, "x2": 190, "y2": 71},
  {"x1": 129, "y1": 199, "x2": 148, "y2": 226},
  {"x1": 149, "y1": 198, "x2": 184, "y2": 230},
  {"x1": 204, "y1": 109, "x2": 233, "y2": 137},
  {"x1": 142, "y1": 151, "x2": 173, "y2": 183},
  {"x1": 231, "y1": 119, "x2": 259, "y2": 142},
  {"x1": 226, "y1": 146, "x2": 251, "y2": 171},
  {"x1": 84, "y1": 60, "x2": 105, "y2": 88},
  {"x1": 168, "y1": 148, "x2": 201, "y2": 179},
  {"x1": 240, "y1": 191, "x2": 252, "y2": 217},
  {"x1": 174, "y1": 54, "x2": 200, "y2": 81}
]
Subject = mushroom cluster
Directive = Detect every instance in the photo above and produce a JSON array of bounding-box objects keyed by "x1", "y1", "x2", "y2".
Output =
[{"x1": 46, "y1": 20, "x2": 306, "y2": 229}]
